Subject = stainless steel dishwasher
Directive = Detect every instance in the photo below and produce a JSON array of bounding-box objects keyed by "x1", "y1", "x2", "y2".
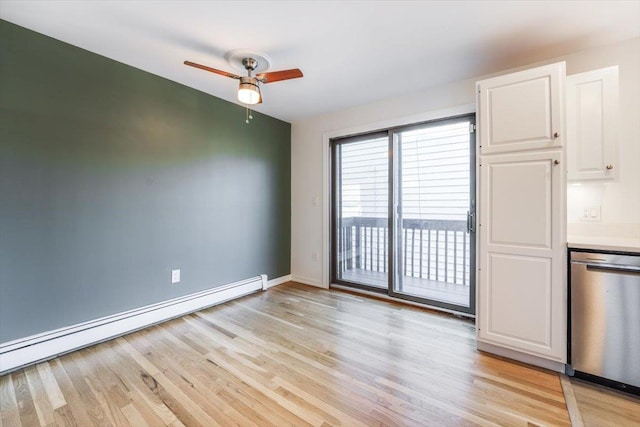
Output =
[{"x1": 570, "y1": 250, "x2": 640, "y2": 394}]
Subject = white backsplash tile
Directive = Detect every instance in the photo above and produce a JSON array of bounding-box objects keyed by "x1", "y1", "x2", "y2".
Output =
[{"x1": 567, "y1": 222, "x2": 640, "y2": 239}]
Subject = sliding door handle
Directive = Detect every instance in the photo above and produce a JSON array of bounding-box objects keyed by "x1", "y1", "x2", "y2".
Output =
[{"x1": 467, "y1": 211, "x2": 475, "y2": 233}]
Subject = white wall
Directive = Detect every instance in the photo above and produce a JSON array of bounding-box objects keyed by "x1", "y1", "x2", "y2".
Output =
[
  {"x1": 291, "y1": 37, "x2": 640, "y2": 287},
  {"x1": 564, "y1": 39, "x2": 640, "y2": 239}
]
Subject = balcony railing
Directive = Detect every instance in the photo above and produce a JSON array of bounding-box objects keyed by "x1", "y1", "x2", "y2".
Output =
[{"x1": 338, "y1": 216, "x2": 470, "y2": 287}]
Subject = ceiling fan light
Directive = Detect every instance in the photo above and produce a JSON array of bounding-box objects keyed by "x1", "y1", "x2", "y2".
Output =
[{"x1": 238, "y1": 77, "x2": 261, "y2": 105}]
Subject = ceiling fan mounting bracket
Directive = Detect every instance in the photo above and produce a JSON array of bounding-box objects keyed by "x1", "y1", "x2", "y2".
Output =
[
  {"x1": 242, "y1": 58, "x2": 258, "y2": 71},
  {"x1": 225, "y1": 49, "x2": 272, "y2": 73}
]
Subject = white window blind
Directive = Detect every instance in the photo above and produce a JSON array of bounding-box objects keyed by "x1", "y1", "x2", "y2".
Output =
[
  {"x1": 339, "y1": 137, "x2": 388, "y2": 219},
  {"x1": 399, "y1": 122, "x2": 471, "y2": 221}
]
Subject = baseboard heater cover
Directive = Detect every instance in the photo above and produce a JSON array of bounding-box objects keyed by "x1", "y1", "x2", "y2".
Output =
[{"x1": 0, "y1": 274, "x2": 268, "y2": 374}]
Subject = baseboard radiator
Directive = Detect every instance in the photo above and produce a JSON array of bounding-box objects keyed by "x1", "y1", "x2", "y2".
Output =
[{"x1": 0, "y1": 274, "x2": 267, "y2": 374}]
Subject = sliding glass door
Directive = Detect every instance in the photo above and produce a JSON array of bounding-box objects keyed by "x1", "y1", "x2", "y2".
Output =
[
  {"x1": 331, "y1": 114, "x2": 475, "y2": 313},
  {"x1": 391, "y1": 117, "x2": 475, "y2": 312}
]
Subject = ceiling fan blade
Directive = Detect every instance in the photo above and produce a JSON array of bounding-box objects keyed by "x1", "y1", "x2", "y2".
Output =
[
  {"x1": 184, "y1": 61, "x2": 240, "y2": 79},
  {"x1": 256, "y1": 68, "x2": 303, "y2": 84}
]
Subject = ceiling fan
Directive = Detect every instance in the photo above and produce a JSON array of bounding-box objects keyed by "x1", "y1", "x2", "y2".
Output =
[{"x1": 184, "y1": 52, "x2": 303, "y2": 114}]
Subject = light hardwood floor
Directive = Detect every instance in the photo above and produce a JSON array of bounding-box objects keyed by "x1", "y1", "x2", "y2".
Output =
[
  {"x1": 564, "y1": 376, "x2": 640, "y2": 427},
  {"x1": 0, "y1": 282, "x2": 634, "y2": 426}
]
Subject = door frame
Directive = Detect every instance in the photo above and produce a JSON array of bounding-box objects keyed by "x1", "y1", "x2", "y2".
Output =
[{"x1": 328, "y1": 110, "x2": 477, "y2": 314}]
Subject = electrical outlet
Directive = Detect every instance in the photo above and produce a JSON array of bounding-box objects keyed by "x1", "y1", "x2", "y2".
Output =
[
  {"x1": 171, "y1": 269, "x2": 181, "y2": 284},
  {"x1": 581, "y1": 206, "x2": 601, "y2": 222}
]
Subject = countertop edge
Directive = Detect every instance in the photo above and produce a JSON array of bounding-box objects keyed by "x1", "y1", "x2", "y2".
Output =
[{"x1": 567, "y1": 239, "x2": 640, "y2": 254}]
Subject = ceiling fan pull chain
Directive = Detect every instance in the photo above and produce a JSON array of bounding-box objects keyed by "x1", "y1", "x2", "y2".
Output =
[{"x1": 246, "y1": 105, "x2": 250, "y2": 124}]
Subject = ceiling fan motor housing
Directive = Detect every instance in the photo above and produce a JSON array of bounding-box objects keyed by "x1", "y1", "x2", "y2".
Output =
[{"x1": 239, "y1": 76, "x2": 259, "y2": 87}]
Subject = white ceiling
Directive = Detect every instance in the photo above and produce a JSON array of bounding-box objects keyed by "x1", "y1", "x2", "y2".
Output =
[{"x1": 1, "y1": 1, "x2": 639, "y2": 122}]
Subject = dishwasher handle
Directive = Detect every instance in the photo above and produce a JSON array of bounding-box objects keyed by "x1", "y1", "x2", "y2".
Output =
[{"x1": 583, "y1": 263, "x2": 640, "y2": 274}]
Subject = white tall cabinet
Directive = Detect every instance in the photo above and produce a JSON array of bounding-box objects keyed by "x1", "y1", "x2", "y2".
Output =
[{"x1": 476, "y1": 62, "x2": 567, "y2": 370}]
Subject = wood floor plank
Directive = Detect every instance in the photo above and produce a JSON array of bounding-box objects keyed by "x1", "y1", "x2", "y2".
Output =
[
  {"x1": 117, "y1": 337, "x2": 224, "y2": 427},
  {"x1": 559, "y1": 374, "x2": 585, "y2": 427},
  {"x1": 35, "y1": 362, "x2": 66, "y2": 411},
  {"x1": 23, "y1": 366, "x2": 56, "y2": 427},
  {"x1": 11, "y1": 282, "x2": 639, "y2": 426},
  {"x1": 48, "y1": 359, "x2": 94, "y2": 427},
  {"x1": 568, "y1": 377, "x2": 640, "y2": 427},
  {"x1": 73, "y1": 347, "x2": 131, "y2": 427},
  {"x1": 172, "y1": 322, "x2": 310, "y2": 426},
  {"x1": 221, "y1": 327, "x2": 402, "y2": 425},
  {"x1": 135, "y1": 327, "x2": 259, "y2": 426},
  {"x1": 52, "y1": 405, "x2": 79, "y2": 427},
  {"x1": 0, "y1": 374, "x2": 21, "y2": 427},
  {"x1": 102, "y1": 341, "x2": 183, "y2": 427},
  {"x1": 206, "y1": 347, "x2": 323, "y2": 426},
  {"x1": 87, "y1": 343, "x2": 167, "y2": 427},
  {"x1": 59, "y1": 352, "x2": 113, "y2": 427},
  {"x1": 120, "y1": 403, "x2": 148, "y2": 427},
  {"x1": 11, "y1": 371, "x2": 39, "y2": 427}
]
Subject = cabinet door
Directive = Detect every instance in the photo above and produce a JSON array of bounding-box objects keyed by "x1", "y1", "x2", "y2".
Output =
[
  {"x1": 477, "y1": 62, "x2": 565, "y2": 155},
  {"x1": 567, "y1": 66, "x2": 618, "y2": 181},
  {"x1": 477, "y1": 151, "x2": 566, "y2": 361}
]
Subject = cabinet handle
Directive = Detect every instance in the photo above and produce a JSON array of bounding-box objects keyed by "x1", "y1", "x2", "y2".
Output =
[
  {"x1": 553, "y1": 132, "x2": 559, "y2": 138},
  {"x1": 554, "y1": 160, "x2": 560, "y2": 165},
  {"x1": 606, "y1": 164, "x2": 613, "y2": 170}
]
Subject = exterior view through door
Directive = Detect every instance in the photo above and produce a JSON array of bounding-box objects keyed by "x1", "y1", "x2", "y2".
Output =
[{"x1": 331, "y1": 114, "x2": 476, "y2": 313}]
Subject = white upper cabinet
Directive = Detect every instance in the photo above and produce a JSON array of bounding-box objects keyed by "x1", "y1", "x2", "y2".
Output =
[
  {"x1": 477, "y1": 63, "x2": 565, "y2": 155},
  {"x1": 566, "y1": 66, "x2": 618, "y2": 181}
]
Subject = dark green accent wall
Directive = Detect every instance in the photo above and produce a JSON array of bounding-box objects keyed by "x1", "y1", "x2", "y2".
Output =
[{"x1": 0, "y1": 20, "x2": 291, "y2": 343}]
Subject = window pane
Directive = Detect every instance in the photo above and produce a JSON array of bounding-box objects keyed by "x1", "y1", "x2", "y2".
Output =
[{"x1": 335, "y1": 136, "x2": 388, "y2": 288}]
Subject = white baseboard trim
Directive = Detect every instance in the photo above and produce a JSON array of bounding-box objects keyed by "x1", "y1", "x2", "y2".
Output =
[
  {"x1": 290, "y1": 274, "x2": 326, "y2": 288},
  {"x1": 477, "y1": 341, "x2": 566, "y2": 373},
  {"x1": 263, "y1": 274, "x2": 291, "y2": 290},
  {"x1": 0, "y1": 275, "x2": 264, "y2": 374}
]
